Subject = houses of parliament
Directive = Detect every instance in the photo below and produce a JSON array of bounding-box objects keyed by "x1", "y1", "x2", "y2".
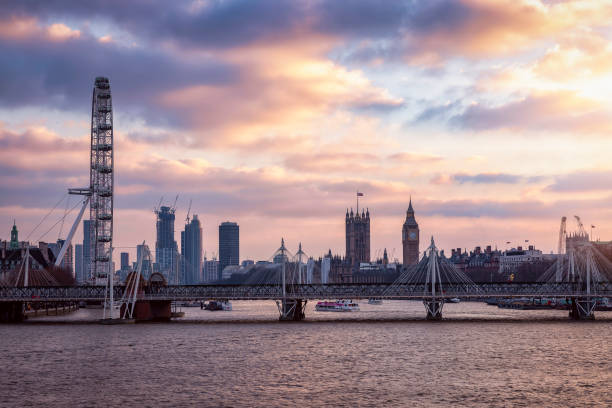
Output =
[{"x1": 345, "y1": 198, "x2": 419, "y2": 269}]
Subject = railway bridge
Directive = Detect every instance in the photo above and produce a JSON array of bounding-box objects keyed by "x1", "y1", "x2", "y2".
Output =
[
  {"x1": 1, "y1": 279, "x2": 610, "y2": 323},
  {"x1": 2, "y1": 236, "x2": 611, "y2": 322}
]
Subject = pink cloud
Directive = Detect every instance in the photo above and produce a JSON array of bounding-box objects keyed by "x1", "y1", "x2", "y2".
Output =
[{"x1": 0, "y1": 16, "x2": 80, "y2": 42}]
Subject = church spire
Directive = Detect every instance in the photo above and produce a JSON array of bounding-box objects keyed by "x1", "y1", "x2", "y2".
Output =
[{"x1": 10, "y1": 220, "x2": 19, "y2": 249}]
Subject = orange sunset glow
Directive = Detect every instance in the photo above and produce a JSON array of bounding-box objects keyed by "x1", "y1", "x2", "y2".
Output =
[{"x1": 1, "y1": 0, "x2": 611, "y2": 263}]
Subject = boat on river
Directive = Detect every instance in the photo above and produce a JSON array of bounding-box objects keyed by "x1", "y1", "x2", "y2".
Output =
[
  {"x1": 205, "y1": 300, "x2": 232, "y2": 311},
  {"x1": 315, "y1": 300, "x2": 360, "y2": 312}
]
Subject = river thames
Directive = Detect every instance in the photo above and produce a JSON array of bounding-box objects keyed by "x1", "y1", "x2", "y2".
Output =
[{"x1": 1, "y1": 301, "x2": 610, "y2": 407}]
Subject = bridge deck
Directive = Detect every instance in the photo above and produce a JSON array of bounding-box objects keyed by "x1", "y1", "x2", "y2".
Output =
[{"x1": 1, "y1": 282, "x2": 610, "y2": 302}]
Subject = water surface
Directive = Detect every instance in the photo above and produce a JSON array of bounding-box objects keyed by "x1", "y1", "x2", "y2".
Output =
[{"x1": 1, "y1": 301, "x2": 610, "y2": 407}]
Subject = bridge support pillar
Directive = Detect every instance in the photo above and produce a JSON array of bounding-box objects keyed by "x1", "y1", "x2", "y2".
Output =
[
  {"x1": 277, "y1": 299, "x2": 306, "y2": 321},
  {"x1": 120, "y1": 300, "x2": 172, "y2": 321},
  {"x1": 569, "y1": 298, "x2": 595, "y2": 320},
  {"x1": 424, "y1": 300, "x2": 444, "y2": 320},
  {"x1": 0, "y1": 302, "x2": 25, "y2": 323}
]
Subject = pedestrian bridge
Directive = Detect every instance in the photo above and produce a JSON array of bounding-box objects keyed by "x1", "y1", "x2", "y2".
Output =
[
  {"x1": 2, "y1": 237, "x2": 610, "y2": 322},
  {"x1": 0, "y1": 281, "x2": 610, "y2": 303}
]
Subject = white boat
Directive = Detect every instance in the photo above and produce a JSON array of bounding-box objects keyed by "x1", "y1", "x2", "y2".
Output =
[
  {"x1": 205, "y1": 300, "x2": 232, "y2": 311},
  {"x1": 448, "y1": 298, "x2": 461, "y2": 303},
  {"x1": 368, "y1": 298, "x2": 383, "y2": 305},
  {"x1": 315, "y1": 300, "x2": 360, "y2": 312}
]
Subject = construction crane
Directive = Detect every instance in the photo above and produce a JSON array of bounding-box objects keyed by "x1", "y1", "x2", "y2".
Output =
[
  {"x1": 556, "y1": 216, "x2": 567, "y2": 282},
  {"x1": 574, "y1": 215, "x2": 587, "y2": 236},
  {"x1": 154, "y1": 196, "x2": 164, "y2": 214},
  {"x1": 185, "y1": 199, "x2": 192, "y2": 224},
  {"x1": 171, "y1": 194, "x2": 179, "y2": 214}
]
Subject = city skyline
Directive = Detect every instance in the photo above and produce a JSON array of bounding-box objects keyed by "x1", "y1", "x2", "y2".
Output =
[{"x1": 1, "y1": 1, "x2": 611, "y2": 262}]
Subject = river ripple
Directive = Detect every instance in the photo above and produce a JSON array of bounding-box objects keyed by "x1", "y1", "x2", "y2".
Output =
[{"x1": 1, "y1": 301, "x2": 610, "y2": 407}]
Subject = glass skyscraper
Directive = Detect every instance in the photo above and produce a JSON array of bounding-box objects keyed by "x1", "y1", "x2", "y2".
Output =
[
  {"x1": 218, "y1": 222, "x2": 239, "y2": 280},
  {"x1": 181, "y1": 214, "x2": 202, "y2": 284},
  {"x1": 82, "y1": 219, "x2": 92, "y2": 283},
  {"x1": 155, "y1": 206, "x2": 179, "y2": 283}
]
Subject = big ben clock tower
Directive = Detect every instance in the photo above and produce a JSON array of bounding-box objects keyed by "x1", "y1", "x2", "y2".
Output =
[{"x1": 402, "y1": 198, "x2": 419, "y2": 266}]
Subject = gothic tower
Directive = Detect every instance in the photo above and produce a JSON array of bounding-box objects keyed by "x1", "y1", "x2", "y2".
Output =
[
  {"x1": 402, "y1": 198, "x2": 419, "y2": 266},
  {"x1": 9, "y1": 220, "x2": 18, "y2": 249},
  {"x1": 345, "y1": 208, "x2": 370, "y2": 267}
]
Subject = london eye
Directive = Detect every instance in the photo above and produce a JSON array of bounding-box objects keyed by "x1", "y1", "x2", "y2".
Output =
[{"x1": 89, "y1": 77, "x2": 114, "y2": 284}]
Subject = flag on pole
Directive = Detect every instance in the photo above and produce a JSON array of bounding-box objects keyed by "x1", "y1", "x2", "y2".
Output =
[
  {"x1": 506, "y1": 241, "x2": 511, "y2": 244},
  {"x1": 357, "y1": 192, "x2": 364, "y2": 197},
  {"x1": 592, "y1": 225, "x2": 596, "y2": 228}
]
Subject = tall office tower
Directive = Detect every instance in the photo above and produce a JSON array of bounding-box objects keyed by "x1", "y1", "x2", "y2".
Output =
[
  {"x1": 182, "y1": 214, "x2": 203, "y2": 284},
  {"x1": 218, "y1": 222, "x2": 239, "y2": 280},
  {"x1": 120, "y1": 252, "x2": 129, "y2": 270},
  {"x1": 402, "y1": 198, "x2": 420, "y2": 266},
  {"x1": 155, "y1": 206, "x2": 179, "y2": 282},
  {"x1": 203, "y1": 257, "x2": 219, "y2": 283},
  {"x1": 83, "y1": 219, "x2": 92, "y2": 281},
  {"x1": 345, "y1": 208, "x2": 370, "y2": 267},
  {"x1": 75, "y1": 244, "x2": 84, "y2": 283},
  {"x1": 120, "y1": 251, "x2": 130, "y2": 280},
  {"x1": 50, "y1": 239, "x2": 73, "y2": 273}
]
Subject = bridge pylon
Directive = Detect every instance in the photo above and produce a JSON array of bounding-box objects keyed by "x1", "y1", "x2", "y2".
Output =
[
  {"x1": 569, "y1": 298, "x2": 596, "y2": 320},
  {"x1": 538, "y1": 234, "x2": 611, "y2": 320},
  {"x1": 273, "y1": 238, "x2": 307, "y2": 320},
  {"x1": 276, "y1": 298, "x2": 306, "y2": 321},
  {"x1": 423, "y1": 237, "x2": 444, "y2": 320}
]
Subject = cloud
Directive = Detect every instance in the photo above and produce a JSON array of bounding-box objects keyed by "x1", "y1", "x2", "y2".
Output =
[
  {"x1": 0, "y1": 17, "x2": 80, "y2": 42},
  {"x1": 47, "y1": 23, "x2": 81, "y2": 41},
  {"x1": 282, "y1": 150, "x2": 443, "y2": 175},
  {"x1": 387, "y1": 152, "x2": 443, "y2": 163},
  {"x1": 283, "y1": 152, "x2": 379, "y2": 173},
  {"x1": 546, "y1": 170, "x2": 612, "y2": 192},
  {"x1": 430, "y1": 172, "x2": 545, "y2": 185},
  {"x1": 158, "y1": 42, "x2": 402, "y2": 145},
  {"x1": 0, "y1": 17, "x2": 235, "y2": 122},
  {"x1": 413, "y1": 100, "x2": 462, "y2": 123},
  {"x1": 450, "y1": 91, "x2": 612, "y2": 133},
  {"x1": 453, "y1": 173, "x2": 523, "y2": 184},
  {"x1": 400, "y1": 195, "x2": 612, "y2": 220},
  {"x1": 0, "y1": 124, "x2": 86, "y2": 152}
]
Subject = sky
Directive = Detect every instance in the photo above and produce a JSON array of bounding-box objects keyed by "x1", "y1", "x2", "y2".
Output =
[{"x1": 1, "y1": 0, "x2": 611, "y2": 264}]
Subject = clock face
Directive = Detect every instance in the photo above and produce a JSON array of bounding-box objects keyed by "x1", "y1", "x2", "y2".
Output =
[{"x1": 409, "y1": 231, "x2": 417, "y2": 240}]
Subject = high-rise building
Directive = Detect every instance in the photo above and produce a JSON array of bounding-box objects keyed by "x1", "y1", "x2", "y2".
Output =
[
  {"x1": 219, "y1": 222, "x2": 239, "y2": 280},
  {"x1": 83, "y1": 219, "x2": 92, "y2": 281},
  {"x1": 119, "y1": 252, "x2": 130, "y2": 281},
  {"x1": 181, "y1": 214, "x2": 203, "y2": 284},
  {"x1": 155, "y1": 206, "x2": 179, "y2": 282},
  {"x1": 203, "y1": 257, "x2": 219, "y2": 283},
  {"x1": 120, "y1": 252, "x2": 129, "y2": 270},
  {"x1": 50, "y1": 239, "x2": 73, "y2": 273},
  {"x1": 345, "y1": 208, "x2": 370, "y2": 267},
  {"x1": 75, "y1": 244, "x2": 84, "y2": 283},
  {"x1": 402, "y1": 198, "x2": 420, "y2": 266}
]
